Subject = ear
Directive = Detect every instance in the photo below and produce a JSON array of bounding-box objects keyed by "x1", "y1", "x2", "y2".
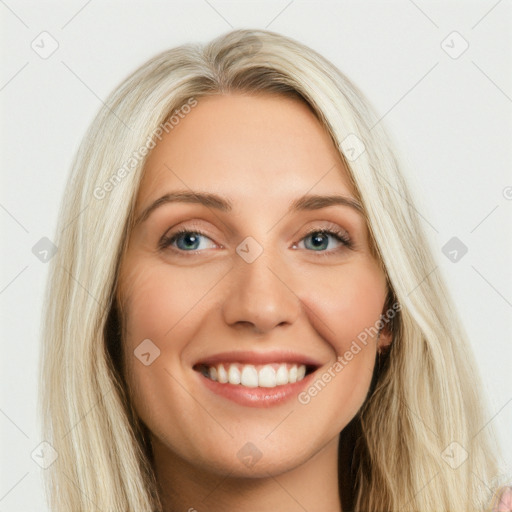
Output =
[
  {"x1": 378, "y1": 288, "x2": 398, "y2": 354},
  {"x1": 377, "y1": 324, "x2": 393, "y2": 354}
]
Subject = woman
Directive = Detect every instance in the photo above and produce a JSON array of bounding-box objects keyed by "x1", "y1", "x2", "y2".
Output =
[{"x1": 39, "y1": 28, "x2": 509, "y2": 511}]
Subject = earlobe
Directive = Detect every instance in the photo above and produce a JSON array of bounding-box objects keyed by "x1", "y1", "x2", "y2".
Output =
[{"x1": 377, "y1": 326, "x2": 393, "y2": 354}]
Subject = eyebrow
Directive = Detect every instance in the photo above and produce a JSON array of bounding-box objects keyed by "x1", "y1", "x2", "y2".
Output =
[{"x1": 135, "y1": 190, "x2": 364, "y2": 225}]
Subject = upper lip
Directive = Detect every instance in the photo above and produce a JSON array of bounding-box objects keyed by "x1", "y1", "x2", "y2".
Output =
[{"x1": 193, "y1": 350, "x2": 323, "y2": 368}]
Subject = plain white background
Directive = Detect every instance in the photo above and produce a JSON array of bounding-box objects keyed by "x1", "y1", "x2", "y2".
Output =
[{"x1": 1, "y1": 1, "x2": 511, "y2": 509}]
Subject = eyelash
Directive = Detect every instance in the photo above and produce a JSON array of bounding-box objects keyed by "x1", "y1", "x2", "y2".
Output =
[{"x1": 158, "y1": 224, "x2": 353, "y2": 257}]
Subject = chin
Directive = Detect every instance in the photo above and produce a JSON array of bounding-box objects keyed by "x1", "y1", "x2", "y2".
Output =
[{"x1": 196, "y1": 449, "x2": 312, "y2": 480}]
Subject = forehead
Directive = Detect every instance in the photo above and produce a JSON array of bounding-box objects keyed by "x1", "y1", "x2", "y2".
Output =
[{"x1": 136, "y1": 93, "x2": 355, "y2": 208}]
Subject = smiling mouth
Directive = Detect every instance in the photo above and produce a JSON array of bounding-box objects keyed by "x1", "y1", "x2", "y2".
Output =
[{"x1": 194, "y1": 362, "x2": 317, "y2": 388}]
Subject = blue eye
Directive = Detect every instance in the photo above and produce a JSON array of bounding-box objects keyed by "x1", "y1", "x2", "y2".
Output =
[
  {"x1": 160, "y1": 230, "x2": 215, "y2": 252},
  {"x1": 299, "y1": 229, "x2": 352, "y2": 253}
]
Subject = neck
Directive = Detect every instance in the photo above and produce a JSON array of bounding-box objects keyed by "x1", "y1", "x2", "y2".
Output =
[{"x1": 152, "y1": 435, "x2": 343, "y2": 512}]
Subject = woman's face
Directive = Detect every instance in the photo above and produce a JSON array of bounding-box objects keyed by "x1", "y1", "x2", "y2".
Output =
[{"x1": 117, "y1": 93, "x2": 391, "y2": 477}]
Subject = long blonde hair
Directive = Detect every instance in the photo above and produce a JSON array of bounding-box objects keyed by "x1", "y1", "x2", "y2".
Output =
[{"x1": 40, "y1": 28, "x2": 505, "y2": 511}]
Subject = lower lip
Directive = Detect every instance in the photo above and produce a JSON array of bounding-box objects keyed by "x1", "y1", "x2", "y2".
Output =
[{"x1": 196, "y1": 371, "x2": 316, "y2": 408}]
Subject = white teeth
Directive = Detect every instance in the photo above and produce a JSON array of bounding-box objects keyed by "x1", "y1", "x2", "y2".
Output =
[
  {"x1": 202, "y1": 362, "x2": 308, "y2": 388},
  {"x1": 217, "y1": 364, "x2": 228, "y2": 383},
  {"x1": 258, "y1": 366, "x2": 277, "y2": 388},
  {"x1": 275, "y1": 364, "x2": 288, "y2": 385},
  {"x1": 228, "y1": 364, "x2": 241, "y2": 385},
  {"x1": 240, "y1": 365, "x2": 258, "y2": 387}
]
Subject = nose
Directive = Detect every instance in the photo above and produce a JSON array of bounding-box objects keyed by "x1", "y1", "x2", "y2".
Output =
[{"x1": 221, "y1": 245, "x2": 301, "y2": 336}]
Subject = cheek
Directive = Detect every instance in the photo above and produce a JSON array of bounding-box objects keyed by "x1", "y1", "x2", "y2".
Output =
[
  {"x1": 118, "y1": 257, "x2": 230, "y2": 420},
  {"x1": 300, "y1": 260, "x2": 387, "y2": 353},
  {"x1": 118, "y1": 258, "x2": 222, "y2": 444},
  {"x1": 295, "y1": 261, "x2": 387, "y2": 419},
  {"x1": 119, "y1": 256, "x2": 224, "y2": 347}
]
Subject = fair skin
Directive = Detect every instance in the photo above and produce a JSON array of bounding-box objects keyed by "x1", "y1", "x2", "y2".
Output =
[{"x1": 117, "y1": 92, "x2": 392, "y2": 512}]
